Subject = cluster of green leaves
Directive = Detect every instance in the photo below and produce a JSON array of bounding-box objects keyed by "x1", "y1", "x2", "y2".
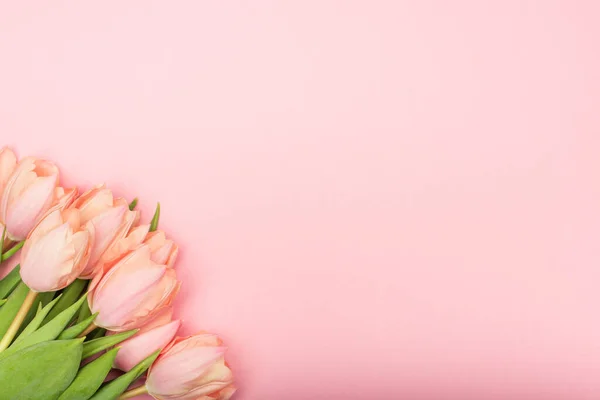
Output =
[{"x1": 0, "y1": 274, "x2": 154, "y2": 400}]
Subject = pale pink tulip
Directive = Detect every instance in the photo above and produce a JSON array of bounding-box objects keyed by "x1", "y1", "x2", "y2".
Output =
[
  {"x1": 113, "y1": 319, "x2": 181, "y2": 371},
  {"x1": 88, "y1": 245, "x2": 180, "y2": 331},
  {"x1": 144, "y1": 231, "x2": 179, "y2": 268},
  {"x1": 0, "y1": 157, "x2": 59, "y2": 241},
  {"x1": 72, "y1": 185, "x2": 138, "y2": 278},
  {"x1": 146, "y1": 333, "x2": 236, "y2": 400},
  {"x1": 20, "y1": 206, "x2": 94, "y2": 292}
]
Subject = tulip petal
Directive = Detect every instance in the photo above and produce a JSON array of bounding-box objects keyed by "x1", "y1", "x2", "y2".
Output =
[
  {"x1": 53, "y1": 187, "x2": 78, "y2": 210},
  {"x1": 114, "y1": 320, "x2": 181, "y2": 371},
  {"x1": 75, "y1": 186, "x2": 113, "y2": 224},
  {"x1": 148, "y1": 347, "x2": 228, "y2": 396},
  {"x1": 92, "y1": 263, "x2": 167, "y2": 329},
  {"x1": 85, "y1": 206, "x2": 126, "y2": 267},
  {"x1": 138, "y1": 306, "x2": 174, "y2": 333},
  {"x1": 21, "y1": 223, "x2": 74, "y2": 292},
  {"x1": 26, "y1": 208, "x2": 63, "y2": 239},
  {"x1": 4, "y1": 174, "x2": 58, "y2": 240},
  {"x1": 0, "y1": 147, "x2": 17, "y2": 194},
  {"x1": 99, "y1": 224, "x2": 149, "y2": 272}
]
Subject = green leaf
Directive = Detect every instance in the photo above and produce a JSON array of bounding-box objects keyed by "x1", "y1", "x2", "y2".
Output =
[
  {"x1": 58, "y1": 347, "x2": 119, "y2": 400},
  {"x1": 2, "y1": 294, "x2": 88, "y2": 358},
  {"x1": 43, "y1": 279, "x2": 88, "y2": 325},
  {"x1": 149, "y1": 202, "x2": 160, "y2": 232},
  {"x1": 0, "y1": 265, "x2": 21, "y2": 299},
  {"x1": 58, "y1": 313, "x2": 98, "y2": 340},
  {"x1": 128, "y1": 197, "x2": 138, "y2": 211},
  {"x1": 89, "y1": 350, "x2": 159, "y2": 400},
  {"x1": 0, "y1": 299, "x2": 6, "y2": 307},
  {"x1": 14, "y1": 294, "x2": 62, "y2": 344},
  {"x1": 18, "y1": 291, "x2": 56, "y2": 335},
  {"x1": 0, "y1": 338, "x2": 84, "y2": 400},
  {"x1": 0, "y1": 281, "x2": 29, "y2": 339},
  {"x1": 82, "y1": 329, "x2": 138, "y2": 359},
  {"x1": 77, "y1": 299, "x2": 92, "y2": 323}
]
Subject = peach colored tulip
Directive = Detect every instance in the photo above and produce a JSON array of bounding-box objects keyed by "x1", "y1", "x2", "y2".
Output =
[
  {"x1": 0, "y1": 157, "x2": 59, "y2": 241},
  {"x1": 20, "y1": 206, "x2": 94, "y2": 292},
  {"x1": 88, "y1": 245, "x2": 180, "y2": 331},
  {"x1": 144, "y1": 231, "x2": 179, "y2": 268},
  {"x1": 72, "y1": 185, "x2": 138, "y2": 278},
  {"x1": 146, "y1": 333, "x2": 236, "y2": 400},
  {"x1": 113, "y1": 319, "x2": 181, "y2": 371}
]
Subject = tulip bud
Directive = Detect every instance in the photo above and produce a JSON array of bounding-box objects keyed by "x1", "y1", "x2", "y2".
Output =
[
  {"x1": 88, "y1": 245, "x2": 180, "y2": 331},
  {"x1": 20, "y1": 206, "x2": 93, "y2": 292},
  {"x1": 0, "y1": 157, "x2": 59, "y2": 241},
  {"x1": 72, "y1": 185, "x2": 138, "y2": 279},
  {"x1": 146, "y1": 333, "x2": 236, "y2": 400},
  {"x1": 113, "y1": 319, "x2": 181, "y2": 371}
]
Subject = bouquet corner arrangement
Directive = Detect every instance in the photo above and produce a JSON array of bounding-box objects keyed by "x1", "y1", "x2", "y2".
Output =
[{"x1": 0, "y1": 147, "x2": 236, "y2": 400}]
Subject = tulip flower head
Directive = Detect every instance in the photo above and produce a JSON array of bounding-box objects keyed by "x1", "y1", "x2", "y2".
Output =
[
  {"x1": 72, "y1": 185, "x2": 138, "y2": 278},
  {"x1": 89, "y1": 244, "x2": 180, "y2": 331},
  {"x1": 20, "y1": 206, "x2": 94, "y2": 292},
  {"x1": 1, "y1": 156, "x2": 60, "y2": 241},
  {"x1": 146, "y1": 333, "x2": 236, "y2": 400},
  {"x1": 113, "y1": 319, "x2": 181, "y2": 371}
]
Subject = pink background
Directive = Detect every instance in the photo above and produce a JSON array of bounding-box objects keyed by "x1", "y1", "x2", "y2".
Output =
[{"x1": 1, "y1": 1, "x2": 600, "y2": 399}]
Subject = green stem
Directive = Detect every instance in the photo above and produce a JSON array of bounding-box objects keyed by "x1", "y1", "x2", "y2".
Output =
[
  {"x1": 78, "y1": 322, "x2": 98, "y2": 338},
  {"x1": 1, "y1": 241, "x2": 25, "y2": 262},
  {"x1": 118, "y1": 386, "x2": 148, "y2": 399},
  {"x1": 0, "y1": 227, "x2": 6, "y2": 260},
  {"x1": 0, "y1": 289, "x2": 37, "y2": 351}
]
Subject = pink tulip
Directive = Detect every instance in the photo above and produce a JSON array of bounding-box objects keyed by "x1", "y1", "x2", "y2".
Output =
[
  {"x1": 20, "y1": 206, "x2": 94, "y2": 292},
  {"x1": 88, "y1": 245, "x2": 180, "y2": 331},
  {"x1": 144, "y1": 231, "x2": 179, "y2": 268},
  {"x1": 146, "y1": 333, "x2": 236, "y2": 400},
  {"x1": 113, "y1": 319, "x2": 181, "y2": 371},
  {"x1": 72, "y1": 185, "x2": 138, "y2": 278},
  {"x1": 0, "y1": 157, "x2": 60, "y2": 241}
]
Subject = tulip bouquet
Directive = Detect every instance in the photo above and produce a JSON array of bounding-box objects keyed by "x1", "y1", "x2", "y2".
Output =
[{"x1": 0, "y1": 148, "x2": 236, "y2": 400}]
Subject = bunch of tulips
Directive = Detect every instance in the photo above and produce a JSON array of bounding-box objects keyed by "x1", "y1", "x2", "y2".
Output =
[{"x1": 0, "y1": 148, "x2": 236, "y2": 400}]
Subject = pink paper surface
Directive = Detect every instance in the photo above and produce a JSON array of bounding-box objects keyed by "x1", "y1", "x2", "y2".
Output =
[{"x1": 1, "y1": 1, "x2": 600, "y2": 399}]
